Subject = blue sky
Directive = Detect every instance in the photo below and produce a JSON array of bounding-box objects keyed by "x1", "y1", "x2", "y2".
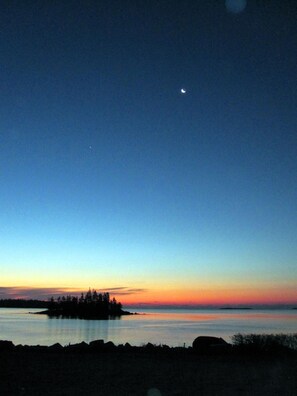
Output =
[{"x1": 0, "y1": 1, "x2": 296, "y2": 304}]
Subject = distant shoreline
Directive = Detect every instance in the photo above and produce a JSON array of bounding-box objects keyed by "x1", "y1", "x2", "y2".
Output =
[{"x1": 220, "y1": 307, "x2": 252, "y2": 310}]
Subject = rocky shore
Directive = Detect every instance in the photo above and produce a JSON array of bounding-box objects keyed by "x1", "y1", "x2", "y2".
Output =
[{"x1": 1, "y1": 337, "x2": 296, "y2": 395}]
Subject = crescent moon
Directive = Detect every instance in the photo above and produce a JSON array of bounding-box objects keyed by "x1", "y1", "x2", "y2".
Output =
[{"x1": 181, "y1": 88, "x2": 186, "y2": 94}]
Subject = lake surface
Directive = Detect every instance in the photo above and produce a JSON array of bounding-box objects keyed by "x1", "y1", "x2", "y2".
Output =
[{"x1": 0, "y1": 308, "x2": 296, "y2": 347}]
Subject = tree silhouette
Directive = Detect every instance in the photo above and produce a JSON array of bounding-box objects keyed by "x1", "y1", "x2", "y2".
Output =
[{"x1": 45, "y1": 289, "x2": 127, "y2": 318}]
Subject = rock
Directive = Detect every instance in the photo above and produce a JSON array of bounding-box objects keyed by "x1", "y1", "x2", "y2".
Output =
[
  {"x1": 192, "y1": 336, "x2": 230, "y2": 353},
  {"x1": 49, "y1": 343, "x2": 63, "y2": 351},
  {"x1": 89, "y1": 339, "x2": 104, "y2": 350},
  {"x1": 145, "y1": 342, "x2": 155, "y2": 351},
  {"x1": 29, "y1": 345, "x2": 48, "y2": 352},
  {"x1": 0, "y1": 340, "x2": 14, "y2": 351},
  {"x1": 103, "y1": 341, "x2": 115, "y2": 351},
  {"x1": 161, "y1": 344, "x2": 170, "y2": 351},
  {"x1": 66, "y1": 341, "x2": 89, "y2": 352}
]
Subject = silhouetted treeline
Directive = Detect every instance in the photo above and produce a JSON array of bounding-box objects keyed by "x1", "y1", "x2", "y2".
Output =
[
  {"x1": 45, "y1": 289, "x2": 128, "y2": 318},
  {"x1": 0, "y1": 299, "x2": 49, "y2": 308}
]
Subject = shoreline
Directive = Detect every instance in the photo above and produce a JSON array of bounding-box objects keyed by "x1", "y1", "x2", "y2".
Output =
[
  {"x1": 1, "y1": 335, "x2": 296, "y2": 355},
  {"x1": 1, "y1": 338, "x2": 296, "y2": 395}
]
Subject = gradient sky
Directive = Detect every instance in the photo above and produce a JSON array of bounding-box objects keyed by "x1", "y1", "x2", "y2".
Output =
[{"x1": 1, "y1": 1, "x2": 296, "y2": 306}]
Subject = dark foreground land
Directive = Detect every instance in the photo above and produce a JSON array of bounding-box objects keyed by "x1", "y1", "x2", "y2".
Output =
[{"x1": 1, "y1": 341, "x2": 297, "y2": 396}]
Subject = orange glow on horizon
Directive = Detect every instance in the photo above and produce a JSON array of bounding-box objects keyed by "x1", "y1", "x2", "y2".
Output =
[
  {"x1": 1, "y1": 283, "x2": 296, "y2": 306},
  {"x1": 120, "y1": 286, "x2": 297, "y2": 306}
]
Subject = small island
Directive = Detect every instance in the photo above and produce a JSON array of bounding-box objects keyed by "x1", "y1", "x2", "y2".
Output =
[
  {"x1": 220, "y1": 307, "x2": 252, "y2": 310},
  {"x1": 38, "y1": 289, "x2": 132, "y2": 319}
]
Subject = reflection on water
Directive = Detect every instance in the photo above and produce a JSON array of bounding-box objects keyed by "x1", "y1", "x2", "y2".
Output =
[
  {"x1": 0, "y1": 308, "x2": 296, "y2": 347},
  {"x1": 46, "y1": 315, "x2": 111, "y2": 346}
]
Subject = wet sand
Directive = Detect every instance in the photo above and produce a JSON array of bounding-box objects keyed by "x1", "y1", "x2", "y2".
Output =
[{"x1": 1, "y1": 346, "x2": 297, "y2": 395}]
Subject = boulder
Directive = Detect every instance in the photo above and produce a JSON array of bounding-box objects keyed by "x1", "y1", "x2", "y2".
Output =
[
  {"x1": 161, "y1": 344, "x2": 170, "y2": 351},
  {"x1": 29, "y1": 345, "x2": 48, "y2": 352},
  {"x1": 89, "y1": 339, "x2": 104, "y2": 350},
  {"x1": 49, "y1": 343, "x2": 63, "y2": 351},
  {"x1": 103, "y1": 341, "x2": 115, "y2": 351},
  {"x1": 0, "y1": 340, "x2": 14, "y2": 351},
  {"x1": 66, "y1": 341, "x2": 89, "y2": 352},
  {"x1": 145, "y1": 342, "x2": 155, "y2": 351},
  {"x1": 192, "y1": 336, "x2": 230, "y2": 353}
]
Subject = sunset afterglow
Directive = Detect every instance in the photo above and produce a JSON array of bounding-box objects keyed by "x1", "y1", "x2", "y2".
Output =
[{"x1": 0, "y1": 1, "x2": 296, "y2": 308}]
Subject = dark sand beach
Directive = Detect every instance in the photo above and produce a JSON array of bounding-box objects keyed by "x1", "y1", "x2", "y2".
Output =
[{"x1": 1, "y1": 343, "x2": 296, "y2": 395}]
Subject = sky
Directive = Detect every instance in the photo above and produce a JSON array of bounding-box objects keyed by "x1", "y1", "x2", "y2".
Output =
[{"x1": 0, "y1": 0, "x2": 296, "y2": 306}]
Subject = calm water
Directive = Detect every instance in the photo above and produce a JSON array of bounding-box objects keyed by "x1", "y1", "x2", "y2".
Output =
[{"x1": 0, "y1": 308, "x2": 296, "y2": 347}]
